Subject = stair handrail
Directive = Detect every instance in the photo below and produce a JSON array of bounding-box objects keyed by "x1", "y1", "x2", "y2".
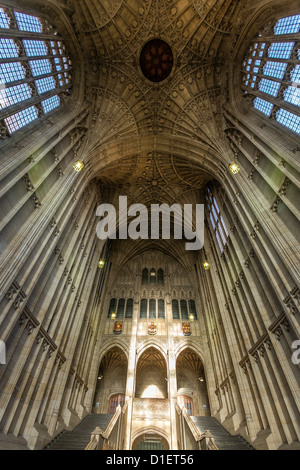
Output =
[
  {"x1": 175, "y1": 403, "x2": 219, "y2": 450},
  {"x1": 85, "y1": 401, "x2": 128, "y2": 450}
]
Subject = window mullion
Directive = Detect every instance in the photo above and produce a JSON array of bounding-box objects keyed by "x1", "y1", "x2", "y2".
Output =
[
  {"x1": 0, "y1": 84, "x2": 68, "y2": 120},
  {"x1": 4, "y1": 68, "x2": 71, "y2": 88},
  {"x1": 253, "y1": 33, "x2": 300, "y2": 43},
  {"x1": 242, "y1": 86, "x2": 299, "y2": 113},
  {"x1": 0, "y1": 30, "x2": 62, "y2": 41},
  {"x1": 245, "y1": 70, "x2": 295, "y2": 87}
]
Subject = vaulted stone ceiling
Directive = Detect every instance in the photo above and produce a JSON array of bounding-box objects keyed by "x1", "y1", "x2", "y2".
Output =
[
  {"x1": 69, "y1": 0, "x2": 245, "y2": 162},
  {"x1": 65, "y1": 0, "x2": 247, "y2": 261}
]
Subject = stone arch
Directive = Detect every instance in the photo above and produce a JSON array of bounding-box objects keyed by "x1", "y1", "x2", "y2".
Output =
[
  {"x1": 131, "y1": 426, "x2": 170, "y2": 450},
  {"x1": 176, "y1": 346, "x2": 210, "y2": 417},
  {"x1": 135, "y1": 346, "x2": 168, "y2": 399},
  {"x1": 135, "y1": 339, "x2": 168, "y2": 363},
  {"x1": 93, "y1": 345, "x2": 128, "y2": 414},
  {"x1": 174, "y1": 340, "x2": 205, "y2": 364}
]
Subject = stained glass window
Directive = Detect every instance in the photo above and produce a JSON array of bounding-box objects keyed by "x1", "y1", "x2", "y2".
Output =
[
  {"x1": 0, "y1": 5, "x2": 72, "y2": 138},
  {"x1": 242, "y1": 14, "x2": 300, "y2": 135}
]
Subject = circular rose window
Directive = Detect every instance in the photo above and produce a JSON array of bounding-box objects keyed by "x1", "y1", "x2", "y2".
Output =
[{"x1": 140, "y1": 38, "x2": 174, "y2": 83}]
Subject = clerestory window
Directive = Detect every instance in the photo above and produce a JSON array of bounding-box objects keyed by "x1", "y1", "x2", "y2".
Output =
[
  {"x1": 206, "y1": 188, "x2": 229, "y2": 254},
  {"x1": 242, "y1": 14, "x2": 300, "y2": 135},
  {"x1": 0, "y1": 6, "x2": 72, "y2": 138}
]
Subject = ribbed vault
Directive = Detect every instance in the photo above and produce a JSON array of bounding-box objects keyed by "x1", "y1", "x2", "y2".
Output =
[{"x1": 66, "y1": 0, "x2": 245, "y2": 271}]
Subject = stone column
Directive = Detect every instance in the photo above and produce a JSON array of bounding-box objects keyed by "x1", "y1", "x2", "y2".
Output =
[{"x1": 123, "y1": 285, "x2": 139, "y2": 449}]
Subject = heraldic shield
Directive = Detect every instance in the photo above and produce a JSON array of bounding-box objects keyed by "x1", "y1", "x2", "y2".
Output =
[
  {"x1": 148, "y1": 321, "x2": 157, "y2": 335},
  {"x1": 182, "y1": 322, "x2": 191, "y2": 336},
  {"x1": 113, "y1": 321, "x2": 123, "y2": 335}
]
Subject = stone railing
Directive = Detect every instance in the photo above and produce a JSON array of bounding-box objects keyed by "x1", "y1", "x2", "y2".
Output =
[
  {"x1": 175, "y1": 403, "x2": 218, "y2": 450},
  {"x1": 85, "y1": 401, "x2": 128, "y2": 450}
]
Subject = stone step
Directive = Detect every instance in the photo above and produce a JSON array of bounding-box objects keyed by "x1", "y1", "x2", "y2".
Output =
[
  {"x1": 44, "y1": 414, "x2": 113, "y2": 450},
  {"x1": 191, "y1": 416, "x2": 253, "y2": 450}
]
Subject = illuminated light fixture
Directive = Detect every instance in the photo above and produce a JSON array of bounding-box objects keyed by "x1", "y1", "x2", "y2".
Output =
[
  {"x1": 199, "y1": 377, "x2": 204, "y2": 382},
  {"x1": 73, "y1": 160, "x2": 85, "y2": 172},
  {"x1": 150, "y1": 272, "x2": 156, "y2": 276},
  {"x1": 203, "y1": 261, "x2": 210, "y2": 270},
  {"x1": 189, "y1": 314, "x2": 195, "y2": 322},
  {"x1": 111, "y1": 312, "x2": 117, "y2": 320},
  {"x1": 228, "y1": 162, "x2": 240, "y2": 174},
  {"x1": 98, "y1": 259, "x2": 105, "y2": 269}
]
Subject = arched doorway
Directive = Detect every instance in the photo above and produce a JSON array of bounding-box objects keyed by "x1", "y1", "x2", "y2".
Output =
[
  {"x1": 93, "y1": 346, "x2": 128, "y2": 414},
  {"x1": 176, "y1": 348, "x2": 209, "y2": 416},
  {"x1": 135, "y1": 347, "x2": 168, "y2": 399},
  {"x1": 132, "y1": 431, "x2": 169, "y2": 450}
]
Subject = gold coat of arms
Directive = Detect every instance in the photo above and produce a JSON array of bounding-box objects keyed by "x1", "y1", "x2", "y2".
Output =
[
  {"x1": 113, "y1": 321, "x2": 123, "y2": 335},
  {"x1": 182, "y1": 322, "x2": 191, "y2": 336}
]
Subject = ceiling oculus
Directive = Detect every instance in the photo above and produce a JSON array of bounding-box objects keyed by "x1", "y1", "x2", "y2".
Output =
[{"x1": 140, "y1": 38, "x2": 174, "y2": 83}]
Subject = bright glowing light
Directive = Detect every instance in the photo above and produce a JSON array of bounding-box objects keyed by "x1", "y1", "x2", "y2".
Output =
[
  {"x1": 228, "y1": 162, "x2": 240, "y2": 174},
  {"x1": 73, "y1": 160, "x2": 84, "y2": 172},
  {"x1": 203, "y1": 261, "x2": 210, "y2": 270},
  {"x1": 98, "y1": 259, "x2": 105, "y2": 269}
]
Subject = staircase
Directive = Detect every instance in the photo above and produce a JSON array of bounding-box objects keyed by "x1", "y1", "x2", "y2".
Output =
[
  {"x1": 45, "y1": 414, "x2": 113, "y2": 450},
  {"x1": 191, "y1": 416, "x2": 253, "y2": 450}
]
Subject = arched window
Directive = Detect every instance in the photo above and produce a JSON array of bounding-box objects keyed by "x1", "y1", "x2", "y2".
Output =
[
  {"x1": 108, "y1": 394, "x2": 125, "y2": 414},
  {"x1": 142, "y1": 268, "x2": 148, "y2": 285},
  {"x1": 140, "y1": 298, "x2": 148, "y2": 318},
  {"x1": 242, "y1": 14, "x2": 300, "y2": 134},
  {"x1": 206, "y1": 188, "x2": 229, "y2": 254},
  {"x1": 188, "y1": 300, "x2": 197, "y2": 320},
  {"x1": 172, "y1": 299, "x2": 180, "y2": 320},
  {"x1": 178, "y1": 395, "x2": 193, "y2": 416},
  {"x1": 149, "y1": 299, "x2": 156, "y2": 319},
  {"x1": 180, "y1": 299, "x2": 189, "y2": 320},
  {"x1": 150, "y1": 268, "x2": 156, "y2": 285},
  {"x1": 125, "y1": 298, "x2": 133, "y2": 318},
  {"x1": 0, "y1": 6, "x2": 72, "y2": 138},
  {"x1": 117, "y1": 298, "x2": 125, "y2": 318},
  {"x1": 108, "y1": 298, "x2": 117, "y2": 318},
  {"x1": 158, "y1": 299, "x2": 165, "y2": 319},
  {"x1": 157, "y1": 268, "x2": 164, "y2": 285}
]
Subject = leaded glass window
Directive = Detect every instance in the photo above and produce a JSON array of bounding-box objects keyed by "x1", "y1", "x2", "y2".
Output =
[
  {"x1": 158, "y1": 299, "x2": 165, "y2": 319},
  {"x1": 149, "y1": 299, "x2": 156, "y2": 319},
  {"x1": 117, "y1": 298, "x2": 125, "y2": 318},
  {"x1": 180, "y1": 299, "x2": 189, "y2": 320},
  {"x1": 140, "y1": 299, "x2": 148, "y2": 319},
  {"x1": 242, "y1": 14, "x2": 300, "y2": 135},
  {"x1": 207, "y1": 188, "x2": 229, "y2": 254},
  {"x1": 108, "y1": 298, "x2": 117, "y2": 318},
  {"x1": 0, "y1": 6, "x2": 72, "y2": 138},
  {"x1": 188, "y1": 300, "x2": 197, "y2": 320},
  {"x1": 125, "y1": 299, "x2": 133, "y2": 319},
  {"x1": 172, "y1": 299, "x2": 180, "y2": 320}
]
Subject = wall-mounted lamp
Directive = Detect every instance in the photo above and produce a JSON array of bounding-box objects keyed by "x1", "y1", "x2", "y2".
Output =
[
  {"x1": 203, "y1": 261, "x2": 210, "y2": 270},
  {"x1": 73, "y1": 160, "x2": 85, "y2": 172},
  {"x1": 228, "y1": 162, "x2": 240, "y2": 175},
  {"x1": 98, "y1": 259, "x2": 105, "y2": 269},
  {"x1": 111, "y1": 312, "x2": 117, "y2": 320}
]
